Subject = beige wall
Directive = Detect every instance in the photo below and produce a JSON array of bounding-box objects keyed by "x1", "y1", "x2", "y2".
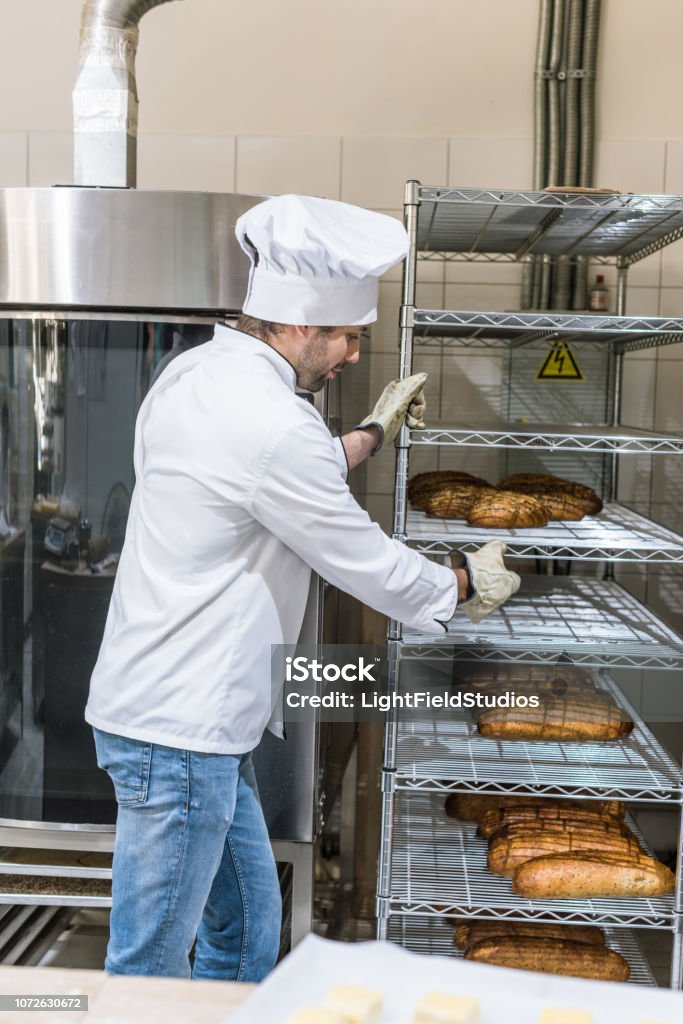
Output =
[{"x1": 3, "y1": 0, "x2": 683, "y2": 138}]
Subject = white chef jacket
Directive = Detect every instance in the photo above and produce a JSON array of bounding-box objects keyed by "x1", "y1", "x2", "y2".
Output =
[{"x1": 85, "y1": 325, "x2": 458, "y2": 754}]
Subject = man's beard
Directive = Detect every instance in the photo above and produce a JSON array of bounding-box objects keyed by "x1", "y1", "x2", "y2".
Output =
[{"x1": 296, "y1": 329, "x2": 337, "y2": 392}]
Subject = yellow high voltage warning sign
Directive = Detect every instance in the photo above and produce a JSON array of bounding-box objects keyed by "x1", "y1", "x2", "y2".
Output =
[{"x1": 536, "y1": 340, "x2": 584, "y2": 381}]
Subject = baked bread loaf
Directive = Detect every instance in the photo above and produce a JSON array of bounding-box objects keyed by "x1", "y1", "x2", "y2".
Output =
[
  {"x1": 498, "y1": 473, "x2": 603, "y2": 516},
  {"x1": 444, "y1": 793, "x2": 624, "y2": 823},
  {"x1": 488, "y1": 827, "x2": 642, "y2": 876},
  {"x1": 534, "y1": 491, "x2": 587, "y2": 522},
  {"x1": 477, "y1": 805, "x2": 632, "y2": 841},
  {"x1": 409, "y1": 470, "x2": 490, "y2": 496},
  {"x1": 453, "y1": 920, "x2": 605, "y2": 949},
  {"x1": 477, "y1": 694, "x2": 633, "y2": 742},
  {"x1": 464, "y1": 936, "x2": 630, "y2": 982},
  {"x1": 513, "y1": 851, "x2": 676, "y2": 898},
  {"x1": 423, "y1": 484, "x2": 497, "y2": 519},
  {"x1": 409, "y1": 471, "x2": 491, "y2": 511},
  {"x1": 466, "y1": 490, "x2": 548, "y2": 528}
]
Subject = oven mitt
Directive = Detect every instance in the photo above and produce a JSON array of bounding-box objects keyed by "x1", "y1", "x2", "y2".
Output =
[
  {"x1": 461, "y1": 540, "x2": 521, "y2": 624},
  {"x1": 357, "y1": 372, "x2": 428, "y2": 453}
]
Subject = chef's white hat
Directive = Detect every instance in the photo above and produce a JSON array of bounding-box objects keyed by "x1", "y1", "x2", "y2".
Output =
[{"x1": 235, "y1": 195, "x2": 409, "y2": 326}]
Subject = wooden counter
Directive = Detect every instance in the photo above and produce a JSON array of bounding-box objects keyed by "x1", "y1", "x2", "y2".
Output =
[{"x1": 0, "y1": 965, "x2": 255, "y2": 1022}]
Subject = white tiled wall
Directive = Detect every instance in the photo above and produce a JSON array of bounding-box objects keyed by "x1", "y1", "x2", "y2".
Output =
[
  {"x1": 340, "y1": 138, "x2": 449, "y2": 208},
  {"x1": 138, "y1": 135, "x2": 236, "y2": 192},
  {"x1": 0, "y1": 133, "x2": 27, "y2": 186},
  {"x1": 27, "y1": 132, "x2": 73, "y2": 186},
  {"x1": 236, "y1": 137, "x2": 340, "y2": 198}
]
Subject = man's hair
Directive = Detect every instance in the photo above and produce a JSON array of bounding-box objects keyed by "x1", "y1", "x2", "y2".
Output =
[{"x1": 235, "y1": 315, "x2": 335, "y2": 341}]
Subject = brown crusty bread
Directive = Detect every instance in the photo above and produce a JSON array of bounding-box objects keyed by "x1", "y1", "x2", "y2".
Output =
[
  {"x1": 512, "y1": 851, "x2": 676, "y2": 898},
  {"x1": 477, "y1": 694, "x2": 633, "y2": 742},
  {"x1": 444, "y1": 793, "x2": 625, "y2": 823},
  {"x1": 466, "y1": 490, "x2": 548, "y2": 528},
  {"x1": 423, "y1": 484, "x2": 497, "y2": 519},
  {"x1": 490, "y1": 820, "x2": 635, "y2": 844},
  {"x1": 409, "y1": 472, "x2": 492, "y2": 511},
  {"x1": 453, "y1": 920, "x2": 605, "y2": 949},
  {"x1": 488, "y1": 828, "x2": 643, "y2": 877},
  {"x1": 464, "y1": 936, "x2": 630, "y2": 982},
  {"x1": 408, "y1": 470, "x2": 490, "y2": 498},
  {"x1": 498, "y1": 473, "x2": 603, "y2": 516},
  {"x1": 477, "y1": 805, "x2": 633, "y2": 841},
  {"x1": 533, "y1": 490, "x2": 587, "y2": 521}
]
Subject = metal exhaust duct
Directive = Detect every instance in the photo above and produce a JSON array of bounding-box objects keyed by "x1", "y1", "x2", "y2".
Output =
[{"x1": 73, "y1": 0, "x2": 181, "y2": 188}]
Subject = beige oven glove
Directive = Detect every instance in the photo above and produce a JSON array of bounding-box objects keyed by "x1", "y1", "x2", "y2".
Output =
[
  {"x1": 461, "y1": 540, "x2": 521, "y2": 624},
  {"x1": 357, "y1": 372, "x2": 428, "y2": 453}
]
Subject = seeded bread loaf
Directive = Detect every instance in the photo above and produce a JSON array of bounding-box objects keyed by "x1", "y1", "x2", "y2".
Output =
[
  {"x1": 466, "y1": 490, "x2": 548, "y2": 528},
  {"x1": 477, "y1": 694, "x2": 633, "y2": 742},
  {"x1": 533, "y1": 491, "x2": 587, "y2": 522},
  {"x1": 512, "y1": 851, "x2": 676, "y2": 898},
  {"x1": 408, "y1": 470, "x2": 490, "y2": 497},
  {"x1": 453, "y1": 920, "x2": 605, "y2": 949},
  {"x1": 488, "y1": 828, "x2": 642, "y2": 877},
  {"x1": 464, "y1": 936, "x2": 630, "y2": 982},
  {"x1": 423, "y1": 484, "x2": 497, "y2": 519},
  {"x1": 409, "y1": 471, "x2": 491, "y2": 511},
  {"x1": 444, "y1": 793, "x2": 624, "y2": 823},
  {"x1": 478, "y1": 805, "x2": 631, "y2": 840},
  {"x1": 498, "y1": 473, "x2": 603, "y2": 516}
]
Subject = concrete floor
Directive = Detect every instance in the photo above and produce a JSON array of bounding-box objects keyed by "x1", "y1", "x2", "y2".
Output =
[{"x1": 38, "y1": 909, "x2": 109, "y2": 970}]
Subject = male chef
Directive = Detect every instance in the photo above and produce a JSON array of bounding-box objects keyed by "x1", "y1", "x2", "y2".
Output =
[{"x1": 85, "y1": 194, "x2": 520, "y2": 980}]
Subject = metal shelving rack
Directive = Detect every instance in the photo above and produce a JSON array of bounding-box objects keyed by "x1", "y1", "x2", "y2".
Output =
[{"x1": 377, "y1": 181, "x2": 683, "y2": 988}]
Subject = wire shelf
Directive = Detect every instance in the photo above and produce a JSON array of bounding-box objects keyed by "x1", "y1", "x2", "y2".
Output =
[
  {"x1": 399, "y1": 577, "x2": 683, "y2": 669},
  {"x1": 386, "y1": 915, "x2": 657, "y2": 986},
  {"x1": 384, "y1": 793, "x2": 675, "y2": 928},
  {"x1": 410, "y1": 424, "x2": 683, "y2": 456},
  {"x1": 403, "y1": 504, "x2": 683, "y2": 564},
  {"x1": 415, "y1": 186, "x2": 683, "y2": 265},
  {"x1": 412, "y1": 309, "x2": 683, "y2": 352},
  {"x1": 393, "y1": 670, "x2": 682, "y2": 802}
]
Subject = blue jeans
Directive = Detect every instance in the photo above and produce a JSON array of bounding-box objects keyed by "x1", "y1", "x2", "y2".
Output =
[{"x1": 93, "y1": 727, "x2": 281, "y2": 980}]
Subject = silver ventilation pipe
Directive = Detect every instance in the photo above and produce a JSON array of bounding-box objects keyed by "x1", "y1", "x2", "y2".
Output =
[
  {"x1": 73, "y1": 0, "x2": 181, "y2": 187},
  {"x1": 555, "y1": 0, "x2": 584, "y2": 311},
  {"x1": 579, "y1": 0, "x2": 601, "y2": 186},
  {"x1": 546, "y1": 0, "x2": 566, "y2": 188},
  {"x1": 539, "y1": 0, "x2": 567, "y2": 310},
  {"x1": 572, "y1": 0, "x2": 601, "y2": 308},
  {"x1": 524, "y1": 0, "x2": 554, "y2": 310}
]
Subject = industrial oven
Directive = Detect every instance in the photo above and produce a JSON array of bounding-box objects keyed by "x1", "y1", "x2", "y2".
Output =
[{"x1": 0, "y1": 186, "x2": 329, "y2": 951}]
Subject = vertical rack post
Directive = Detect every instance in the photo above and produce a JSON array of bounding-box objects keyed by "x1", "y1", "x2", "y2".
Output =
[
  {"x1": 378, "y1": 182, "x2": 421, "y2": 940},
  {"x1": 611, "y1": 260, "x2": 629, "y2": 502},
  {"x1": 604, "y1": 259, "x2": 629, "y2": 580},
  {"x1": 671, "y1": 757, "x2": 683, "y2": 988},
  {"x1": 391, "y1": 179, "x2": 420, "y2": 547},
  {"x1": 376, "y1": 640, "x2": 400, "y2": 940}
]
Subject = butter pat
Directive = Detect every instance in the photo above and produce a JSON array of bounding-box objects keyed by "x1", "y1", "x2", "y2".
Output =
[
  {"x1": 286, "y1": 1010, "x2": 348, "y2": 1024},
  {"x1": 414, "y1": 990, "x2": 480, "y2": 1024},
  {"x1": 539, "y1": 1012, "x2": 593, "y2": 1024},
  {"x1": 324, "y1": 984, "x2": 382, "y2": 1024}
]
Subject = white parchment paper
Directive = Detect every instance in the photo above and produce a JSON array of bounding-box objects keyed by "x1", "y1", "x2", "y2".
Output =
[{"x1": 225, "y1": 934, "x2": 682, "y2": 1024}]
